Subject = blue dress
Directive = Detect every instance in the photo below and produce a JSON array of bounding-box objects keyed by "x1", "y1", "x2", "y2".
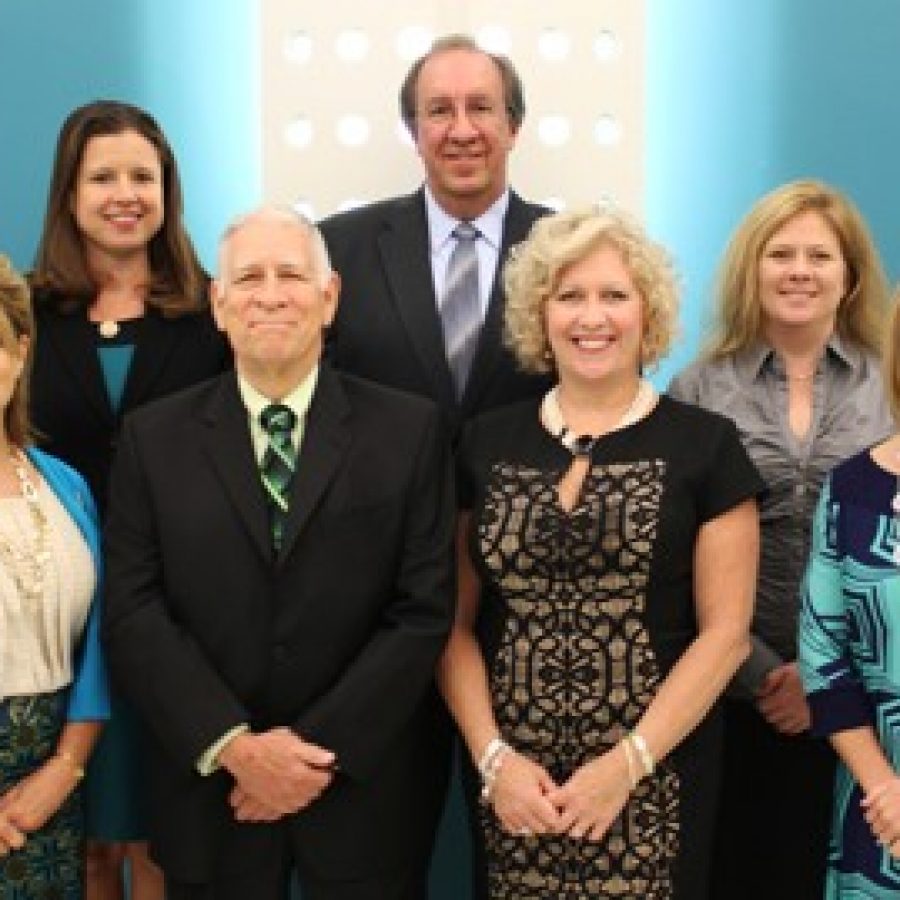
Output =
[{"x1": 799, "y1": 449, "x2": 900, "y2": 898}]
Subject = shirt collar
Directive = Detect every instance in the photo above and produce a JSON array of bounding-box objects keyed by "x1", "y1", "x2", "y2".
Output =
[
  {"x1": 423, "y1": 185, "x2": 510, "y2": 254},
  {"x1": 236, "y1": 365, "x2": 319, "y2": 426},
  {"x1": 735, "y1": 332, "x2": 862, "y2": 382}
]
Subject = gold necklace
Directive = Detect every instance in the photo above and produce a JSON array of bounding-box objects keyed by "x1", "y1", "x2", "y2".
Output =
[
  {"x1": 97, "y1": 320, "x2": 120, "y2": 339},
  {"x1": 0, "y1": 450, "x2": 51, "y2": 606}
]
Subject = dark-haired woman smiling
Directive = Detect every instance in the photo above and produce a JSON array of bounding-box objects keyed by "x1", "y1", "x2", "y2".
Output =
[{"x1": 29, "y1": 100, "x2": 230, "y2": 900}]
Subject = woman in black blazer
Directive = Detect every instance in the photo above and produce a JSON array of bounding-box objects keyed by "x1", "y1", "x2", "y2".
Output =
[{"x1": 28, "y1": 100, "x2": 229, "y2": 900}]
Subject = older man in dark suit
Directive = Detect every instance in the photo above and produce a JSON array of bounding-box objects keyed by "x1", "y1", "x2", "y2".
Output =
[
  {"x1": 103, "y1": 208, "x2": 455, "y2": 900},
  {"x1": 320, "y1": 34, "x2": 550, "y2": 437},
  {"x1": 320, "y1": 36, "x2": 550, "y2": 897}
]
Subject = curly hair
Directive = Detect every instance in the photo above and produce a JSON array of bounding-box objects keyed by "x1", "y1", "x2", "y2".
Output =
[
  {"x1": 709, "y1": 179, "x2": 888, "y2": 358},
  {"x1": 0, "y1": 255, "x2": 35, "y2": 445},
  {"x1": 503, "y1": 207, "x2": 679, "y2": 374}
]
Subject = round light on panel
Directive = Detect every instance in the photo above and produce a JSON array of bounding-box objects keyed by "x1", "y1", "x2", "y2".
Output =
[
  {"x1": 293, "y1": 199, "x2": 316, "y2": 220},
  {"x1": 337, "y1": 198, "x2": 364, "y2": 213},
  {"x1": 538, "y1": 28, "x2": 571, "y2": 62},
  {"x1": 336, "y1": 115, "x2": 370, "y2": 147},
  {"x1": 476, "y1": 25, "x2": 512, "y2": 56},
  {"x1": 335, "y1": 28, "x2": 369, "y2": 63},
  {"x1": 593, "y1": 115, "x2": 622, "y2": 146},
  {"x1": 396, "y1": 119, "x2": 415, "y2": 147},
  {"x1": 542, "y1": 197, "x2": 567, "y2": 212},
  {"x1": 284, "y1": 117, "x2": 314, "y2": 149},
  {"x1": 283, "y1": 31, "x2": 313, "y2": 64},
  {"x1": 538, "y1": 115, "x2": 571, "y2": 148},
  {"x1": 396, "y1": 25, "x2": 433, "y2": 61},
  {"x1": 593, "y1": 29, "x2": 621, "y2": 63}
]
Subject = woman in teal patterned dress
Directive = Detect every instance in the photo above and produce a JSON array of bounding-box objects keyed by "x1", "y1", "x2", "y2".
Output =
[{"x1": 800, "y1": 296, "x2": 900, "y2": 897}]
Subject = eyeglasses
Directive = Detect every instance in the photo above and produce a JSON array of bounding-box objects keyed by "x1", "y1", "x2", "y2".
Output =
[{"x1": 417, "y1": 98, "x2": 509, "y2": 128}]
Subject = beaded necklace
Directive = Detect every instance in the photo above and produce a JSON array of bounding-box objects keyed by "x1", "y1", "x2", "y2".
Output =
[
  {"x1": 540, "y1": 378, "x2": 657, "y2": 455},
  {"x1": 0, "y1": 450, "x2": 50, "y2": 606}
]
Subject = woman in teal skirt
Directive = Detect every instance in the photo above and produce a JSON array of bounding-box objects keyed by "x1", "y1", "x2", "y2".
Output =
[{"x1": 0, "y1": 255, "x2": 110, "y2": 897}]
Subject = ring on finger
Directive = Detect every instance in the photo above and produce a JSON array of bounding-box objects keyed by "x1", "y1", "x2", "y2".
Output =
[{"x1": 517, "y1": 826, "x2": 533, "y2": 837}]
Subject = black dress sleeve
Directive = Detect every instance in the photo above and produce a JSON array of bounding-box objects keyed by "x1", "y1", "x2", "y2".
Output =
[{"x1": 694, "y1": 413, "x2": 766, "y2": 523}]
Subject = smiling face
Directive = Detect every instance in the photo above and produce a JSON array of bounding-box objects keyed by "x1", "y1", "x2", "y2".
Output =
[
  {"x1": 544, "y1": 243, "x2": 644, "y2": 393},
  {"x1": 212, "y1": 217, "x2": 339, "y2": 392},
  {"x1": 413, "y1": 47, "x2": 518, "y2": 219},
  {"x1": 71, "y1": 128, "x2": 164, "y2": 266},
  {"x1": 758, "y1": 209, "x2": 848, "y2": 338}
]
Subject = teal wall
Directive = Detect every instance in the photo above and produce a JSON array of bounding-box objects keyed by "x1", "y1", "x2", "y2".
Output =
[
  {"x1": 0, "y1": 0, "x2": 259, "y2": 271},
  {"x1": 2, "y1": 2, "x2": 899, "y2": 897},
  {"x1": 646, "y1": 0, "x2": 900, "y2": 387}
]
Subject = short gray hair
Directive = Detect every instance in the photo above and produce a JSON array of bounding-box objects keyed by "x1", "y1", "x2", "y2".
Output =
[{"x1": 217, "y1": 206, "x2": 333, "y2": 290}]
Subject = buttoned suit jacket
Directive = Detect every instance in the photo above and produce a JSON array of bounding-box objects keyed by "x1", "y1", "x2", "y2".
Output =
[
  {"x1": 102, "y1": 365, "x2": 456, "y2": 883},
  {"x1": 30, "y1": 297, "x2": 230, "y2": 512},
  {"x1": 320, "y1": 189, "x2": 552, "y2": 438}
]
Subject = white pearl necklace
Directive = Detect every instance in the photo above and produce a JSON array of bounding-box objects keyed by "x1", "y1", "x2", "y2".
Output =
[
  {"x1": 540, "y1": 379, "x2": 657, "y2": 455},
  {"x1": 0, "y1": 450, "x2": 51, "y2": 606}
]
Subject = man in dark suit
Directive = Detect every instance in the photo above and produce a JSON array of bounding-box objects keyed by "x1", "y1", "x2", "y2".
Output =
[
  {"x1": 320, "y1": 34, "x2": 551, "y2": 437},
  {"x1": 321, "y1": 36, "x2": 551, "y2": 897},
  {"x1": 103, "y1": 208, "x2": 456, "y2": 899}
]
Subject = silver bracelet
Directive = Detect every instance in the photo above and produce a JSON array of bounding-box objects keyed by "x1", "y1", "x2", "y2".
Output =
[
  {"x1": 477, "y1": 738, "x2": 512, "y2": 803},
  {"x1": 628, "y1": 731, "x2": 655, "y2": 778}
]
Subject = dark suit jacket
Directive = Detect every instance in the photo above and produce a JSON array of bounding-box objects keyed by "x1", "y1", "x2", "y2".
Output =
[
  {"x1": 30, "y1": 296, "x2": 230, "y2": 512},
  {"x1": 320, "y1": 189, "x2": 552, "y2": 437},
  {"x1": 102, "y1": 366, "x2": 456, "y2": 882}
]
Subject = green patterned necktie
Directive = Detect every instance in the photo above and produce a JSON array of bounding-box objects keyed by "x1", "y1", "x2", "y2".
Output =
[{"x1": 259, "y1": 403, "x2": 297, "y2": 552}]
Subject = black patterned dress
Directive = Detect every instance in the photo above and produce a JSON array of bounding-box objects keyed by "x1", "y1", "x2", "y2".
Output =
[{"x1": 458, "y1": 395, "x2": 763, "y2": 899}]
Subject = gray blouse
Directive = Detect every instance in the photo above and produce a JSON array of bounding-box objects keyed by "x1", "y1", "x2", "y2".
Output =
[{"x1": 669, "y1": 335, "x2": 894, "y2": 697}]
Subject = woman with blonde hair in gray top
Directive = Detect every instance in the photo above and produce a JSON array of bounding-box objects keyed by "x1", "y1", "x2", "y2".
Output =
[{"x1": 669, "y1": 178, "x2": 893, "y2": 899}]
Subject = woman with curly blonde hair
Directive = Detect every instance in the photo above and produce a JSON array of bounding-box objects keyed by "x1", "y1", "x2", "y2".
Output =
[
  {"x1": 439, "y1": 208, "x2": 763, "y2": 898},
  {"x1": 670, "y1": 179, "x2": 893, "y2": 899}
]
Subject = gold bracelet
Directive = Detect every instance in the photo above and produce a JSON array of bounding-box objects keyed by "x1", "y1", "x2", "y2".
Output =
[{"x1": 56, "y1": 749, "x2": 85, "y2": 781}]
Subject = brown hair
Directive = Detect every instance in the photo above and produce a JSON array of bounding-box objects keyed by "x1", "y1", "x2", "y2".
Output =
[
  {"x1": 0, "y1": 256, "x2": 35, "y2": 446},
  {"x1": 399, "y1": 34, "x2": 525, "y2": 136},
  {"x1": 31, "y1": 100, "x2": 206, "y2": 316},
  {"x1": 708, "y1": 179, "x2": 888, "y2": 357}
]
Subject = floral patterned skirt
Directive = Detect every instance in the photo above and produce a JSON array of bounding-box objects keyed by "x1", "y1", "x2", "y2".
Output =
[{"x1": 0, "y1": 689, "x2": 83, "y2": 899}]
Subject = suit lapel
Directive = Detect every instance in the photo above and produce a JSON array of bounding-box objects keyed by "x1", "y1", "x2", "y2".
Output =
[
  {"x1": 119, "y1": 309, "x2": 181, "y2": 411},
  {"x1": 277, "y1": 366, "x2": 350, "y2": 564},
  {"x1": 377, "y1": 192, "x2": 456, "y2": 408},
  {"x1": 201, "y1": 372, "x2": 272, "y2": 563},
  {"x1": 40, "y1": 312, "x2": 113, "y2": 425},
  {"x1": 462, "y1": 191, "x2": 537, "y2": 413}
]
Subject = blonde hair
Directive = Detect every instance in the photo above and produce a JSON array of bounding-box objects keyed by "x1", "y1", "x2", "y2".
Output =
[
  {"x1": 0, "y1": 255, "x2": 35, "y2": 446},
  {"x1": 882, "y1": 290, "x2": 900, "y2": 423},
  {"x1": 503, "y1": 207, "x2": 679, "y2": 373},
  {"x1": 709, "y1": 179, "x2": 888, "y2": 357}
]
